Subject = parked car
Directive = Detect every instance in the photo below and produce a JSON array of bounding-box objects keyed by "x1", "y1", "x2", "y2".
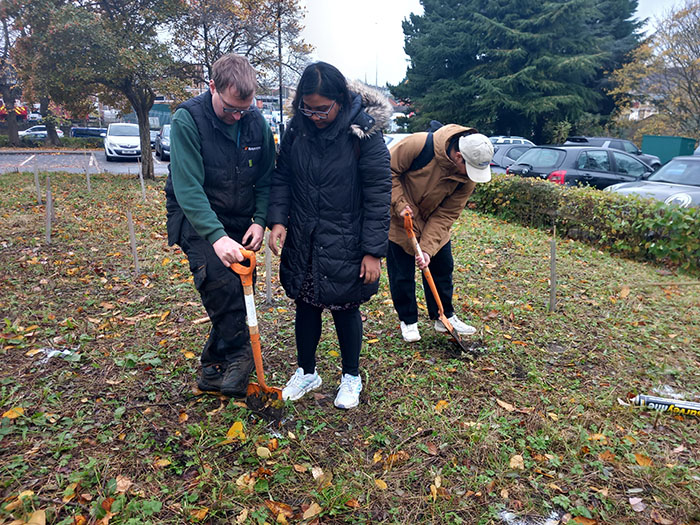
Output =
[
  {"x1": 384, "y1": 133, "x2": 411, "y2": 149},
  {"x1": 70, "y1": 127, "x2": 107, "y2": 138},
  {"x1": 565, "y1": 136, "x2": 661, "y2": 169},
  {"x1": 506, "y1": 146, "x2": 654, "y2": 190},
  {"x1": 155, "y1": 124, "x2": 171, "y2": 161},
  {"x1": 18, "y1": 125, "x2": 64, "y2": 138},
  {"x1": 605, "y1": 155, "x2": 700, "y2": 208},
  {"x1": 489, "y1": 135, "x2": 535, "y2": 146},
  {"x1": 490, "y1": 143, "x2": 533, "y2": 174},
  {"x1": 27, "y1": 113, "x2": 42, "y2": 122},
  {"x1": 104, "y1": 123, "x2": 141, "y2": 161},
  {"x1": 149, "y1": 129, "x2": 159, "y2": 149}
]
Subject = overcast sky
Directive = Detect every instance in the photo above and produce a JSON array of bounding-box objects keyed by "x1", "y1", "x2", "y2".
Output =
[{"x1": 300, "y1": 0, "x2": 683, "y2": 87}]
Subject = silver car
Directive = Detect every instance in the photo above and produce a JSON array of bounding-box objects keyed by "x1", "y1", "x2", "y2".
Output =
[{"x1": 605, "y1": 156, "x2": 700, "y2": 208}]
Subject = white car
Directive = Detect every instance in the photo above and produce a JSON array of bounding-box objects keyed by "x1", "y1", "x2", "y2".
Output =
[
  {"x1": 489, "y1": 135, "x2": 535, "y2": 146},
  {"x1": 104, "y1": 123, "x2": 141, "y2": 161},
  {"x1": 18, "y1": 125, "x2": 65, "y2": 138},
  {"x1": 384, "y1": 133, "x2": 412, "y2": 149}
]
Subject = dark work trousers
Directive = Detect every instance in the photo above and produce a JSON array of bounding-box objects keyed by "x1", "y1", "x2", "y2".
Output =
[
  {"x1": 177, "y1": 220, "x2": 252, "y2": 367},
  {"x1": 295, "y1": 299, "x2": 362, "y2": 377},
  {"x1": 386, "y1": 240, "x2": 455, "y2": 324}
]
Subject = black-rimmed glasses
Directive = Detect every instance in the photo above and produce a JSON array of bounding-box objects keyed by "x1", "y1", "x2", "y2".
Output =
[
  {"x1": 299, "y1": 101, "x2": 336, "y2": 120},
  {"x1": 218, "y1": 92, "x2": 251, "y2": 115}
]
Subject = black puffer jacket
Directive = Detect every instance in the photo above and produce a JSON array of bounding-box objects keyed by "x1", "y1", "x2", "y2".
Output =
[{"x1": 267, "y1": 82, "x2": 392, "y2": 306}]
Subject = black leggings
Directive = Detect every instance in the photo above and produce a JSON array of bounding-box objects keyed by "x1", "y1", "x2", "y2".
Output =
[{"x1": 295, "y1": 299, "x2": 362, "y2": 376}]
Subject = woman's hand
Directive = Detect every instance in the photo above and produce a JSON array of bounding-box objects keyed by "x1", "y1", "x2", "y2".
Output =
[
  {"x1": 269, "y1": 224, "x2": 287, "y2": 256},
  {"x1": 360, "y1": 255, "x2": 381, "y2": 284}
]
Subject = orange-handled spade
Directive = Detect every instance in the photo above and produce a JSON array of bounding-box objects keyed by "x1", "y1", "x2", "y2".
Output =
[
  {"x1": 230, "y1": 249, "x2": 283, "y2": 401},
  {"x1": 403, "y1": 214, "x2": 474, "y2": 356}
]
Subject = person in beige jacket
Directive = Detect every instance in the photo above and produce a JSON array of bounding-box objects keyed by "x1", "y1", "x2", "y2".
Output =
[{"x1": 387, "y1": 124, "x2": 494, "y2": 342}]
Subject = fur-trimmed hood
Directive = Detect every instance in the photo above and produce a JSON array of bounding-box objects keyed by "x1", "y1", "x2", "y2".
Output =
[{"x1": 346, "y1": 80, "x2": 393, "y2": 139}]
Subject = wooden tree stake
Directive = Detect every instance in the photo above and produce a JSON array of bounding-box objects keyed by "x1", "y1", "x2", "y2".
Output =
[
  {"x1": 549, "y1": 224, "x2": 557, "y2": 312},
  {"x1": 127, "y1": 210, "x2": 141, "y2": 275}
]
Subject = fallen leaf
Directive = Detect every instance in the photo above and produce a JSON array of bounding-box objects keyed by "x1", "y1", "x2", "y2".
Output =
[
  {"x1": 264, "y1": 500, "x2": 294, "y2": 518},
  {"x1": 178, "y1": 412, "x2": 188, "y2": 423},
  {"x1": 650, "y1": 509, "x2": 674, "y2": 524},
  {"x1": 183, "y1": 351, "x2": 196, "y2": 359},
  {"x1": 435, "y1": 400, "x2": 449, "y2": 413},
  {"x1": 257, "y1": 446, "x2": 271, "y2": 458},
  {"x1": 5, "y1": 490, "x2": 35, "y2": 511},
  {"x1": 671, "y1": 444, "x2": 686, "y2": 454},
  {"x1": 374, "y1": 479, "x2": 388, "y2": 490},
  {"x1": 547, "y1": 412, "x2": 559, "y2": 421},
  {"x1": 155, "y1": 458, "x2": 171, "y2": 468},
  {"x1": 620, "y1": 286, "x2": 630, "y2": 298},
  {"x1": 366, "y1": 338, "x2": 379, "y2": 344},
  {"x1": 26, "y1": 510, "x2": 46, "y2": 525},
  {"x1": 293, "y1": 464, "x2": 307, "y2": 473},
  {"x1": 588, "y1": 433, "x2": 608, "y2": 444},
  {"x1": 500, "y1": 488, "x2": 509, "y2": 499},
  {"x1": 634, "y1": 453, "x2": 653, "y2": 467},
  {"x1": 426, "y1": 442, "x2": 438, "y2": 456},
  {"x1": 226, "y1": 421, "x2": 246, "y2": 441},
  {"x1": 598, "y1": 450, "x2": 615, "y2": 462},
  {"x1": 328, "y1": 350, "x2": 340, "y2": 357},
  {"x1": 572, "y1": 518, "x2": 597, "y2": 525},
  {"x1": 311, "y1": 466, "x2": 324, "y2": 480},
  {"x1": 189, "y1": 508, "x2": 208, "y2": 521},
  {"x1": 373, "y1": 451, "x2": 383, "y2": 463},
  {"x1": 496, "y1": 399, "x2": 515, "y2": 412},
  {"x1": 345, "y1": 499, "x2": 360, "y2": 508},
  {"x1": 509, "y1": 454, "x2": 525, "y2": 470},
  {"x1": 115, "y1": 475, "x2": 132, "y2": 494},
  {"x1": 236, "y1": 508, "x2": 248, "y2": 524},
  {"x1": 384, "y1": 450, "x2": 410, "y2": 469},
  {"x1": 2, "y1": 407, "x2": 24, "y2": 419},
  {"x1": 302, "y1": 502, "x2": 322, "y2": 519},
  {"x1": 629, "y1": 497, "x2": 647, "y2": 512}
]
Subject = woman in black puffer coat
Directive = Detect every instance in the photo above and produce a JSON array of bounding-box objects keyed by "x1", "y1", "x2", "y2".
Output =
[{"x1": 267, "y1": 62, "x2": 391, "y2": 410}]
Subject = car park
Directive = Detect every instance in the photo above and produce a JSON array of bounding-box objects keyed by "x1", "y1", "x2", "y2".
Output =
[
  {"x1": 565, "y1": 136, "x2": 661, "y2": 169},
  {"x1": 103, "y1": 123, "x2": 141, "y2": 161},
  {"x1": 489, "y1": 135, "x2": 535, "y2": 146},
  {"x1": 18, "y1": 125, "x2": 64, "y2": 138},
  {"x1": 155, "y1": 124, "x2": 171, "y2": 161},
  {"x1": 605, "y1": 155, "x2": 700, "y2": 208},
  {"x1": 70, "y1": 127, "x2": 107, "y2": 138},
  {"x1": 506, "y1": 146, "x2": 654, "y2": 190},
  {"x1": 490, "y1": 143, "x2": 533, "y2": 174}
]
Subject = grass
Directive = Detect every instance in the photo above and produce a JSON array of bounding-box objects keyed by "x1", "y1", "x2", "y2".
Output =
[{"x1": 0, "y1": 170, "x2": 698, "y2": 524}]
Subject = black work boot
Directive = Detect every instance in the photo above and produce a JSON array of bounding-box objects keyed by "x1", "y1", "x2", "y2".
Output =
[
  {"x1": 221, "y1": 350, "x2": 255, "y2": 398},
  {"x1": 197, "y1": 363, "x2": 226, "y2": 392}
]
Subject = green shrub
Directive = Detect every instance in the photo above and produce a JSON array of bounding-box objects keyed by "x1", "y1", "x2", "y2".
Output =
[
  {"x1": 0, "y1": 135, "x2": 102, "y2": 149},
  {"x1": 471, "y1": 175, "x2": 700, "y2": 274}
]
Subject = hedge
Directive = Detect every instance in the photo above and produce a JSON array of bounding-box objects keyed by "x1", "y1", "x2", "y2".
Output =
[
  {"x1": 470, "y1": 175, "x2": 700, "y2": 275},
  {"x1": 0, "y1": 135, "x2": 103, "y2": 149}
]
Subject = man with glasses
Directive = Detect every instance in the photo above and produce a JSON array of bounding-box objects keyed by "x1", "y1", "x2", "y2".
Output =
[{"x1": 165, "y1": 54, "x2": 276, "y2": 398}]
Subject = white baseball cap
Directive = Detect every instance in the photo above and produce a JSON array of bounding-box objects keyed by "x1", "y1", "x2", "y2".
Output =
[{"x1": 459, "y1": 133, "x2": 494, "y2": 183}]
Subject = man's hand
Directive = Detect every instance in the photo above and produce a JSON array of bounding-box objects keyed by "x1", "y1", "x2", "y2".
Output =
[
  {"x1": 359, "y1": 255, "x2": 381, "y2": 284},
  {"x1": 269, "y1": 224, "x2": 286, "y2": 256},
  {"x1": 399, "y1": 204, "x2": 413, "y2": 218},
  {"x1": 416, "y1": 251, "x2": 430, "y2": 270},
  {"x1": 242, "y1": 223, "x2": 264, "y2": 251},
  {"x1": 213, "y1": 236, "x2": 245, "y2": 266}
]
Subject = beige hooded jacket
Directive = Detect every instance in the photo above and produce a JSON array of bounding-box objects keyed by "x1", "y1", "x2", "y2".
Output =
[{"x1": 388, "y1": 124, "x2": 477, "y2": 256}]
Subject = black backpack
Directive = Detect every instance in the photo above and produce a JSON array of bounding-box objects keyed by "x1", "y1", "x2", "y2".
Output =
[{"x1": 408, "y1": 132, "x2": 436, "y2": 172}]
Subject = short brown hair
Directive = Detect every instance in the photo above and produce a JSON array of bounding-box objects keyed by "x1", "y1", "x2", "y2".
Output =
[{"x1": 212, "y1": 54, "x2": 257, "y2": 99}]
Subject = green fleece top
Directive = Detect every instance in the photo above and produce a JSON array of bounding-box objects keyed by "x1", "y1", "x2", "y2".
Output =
[{"x1": 170, "y1": 107, "x2": 275, "y2": 244}]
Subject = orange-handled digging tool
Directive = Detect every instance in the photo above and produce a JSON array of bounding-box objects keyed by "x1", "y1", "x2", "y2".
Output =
[
  {"x1": 230, "y1": 249, "x2": 283, "y2": 401},
  {"x1": 403, "y1": 214, "x2": 475, "y2": 357}
]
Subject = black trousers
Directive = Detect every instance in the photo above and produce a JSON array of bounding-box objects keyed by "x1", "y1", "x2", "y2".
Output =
[
  {"x1": 295, "y1": 299, "x2": 362, "y2": 377},
  {"x1": 386, "y1": 240, "x2": 455, "y2": 324},
  {"x1": 178, "y1": 220, "x2": 252, "y2": 366}
]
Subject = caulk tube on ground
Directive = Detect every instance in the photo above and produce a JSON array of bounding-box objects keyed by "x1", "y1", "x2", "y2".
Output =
[{"x1": 631, "y1": 394, "x2": 700, "y2": 418}]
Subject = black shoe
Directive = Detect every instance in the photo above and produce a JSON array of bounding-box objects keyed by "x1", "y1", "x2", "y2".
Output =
[
  {"x1": 197, "y1": 363, "x2": 226, "y2": 392},
  {"x1": 221, "y1": 351, "x2": 255, "y2": 398}
]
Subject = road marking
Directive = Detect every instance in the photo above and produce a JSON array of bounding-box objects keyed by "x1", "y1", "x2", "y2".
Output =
[{"x1": 19, "y1": 155, "x2": 36, "y2": 167}]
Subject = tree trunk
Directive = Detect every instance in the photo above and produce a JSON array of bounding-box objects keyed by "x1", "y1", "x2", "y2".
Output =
[
  {"x1": 1, "y1": 86, "x2": 19, "y2": 146},
  {"x1": 41, "y1": 97, "x2": 61, "y2": 146},
  {"x1": 134, "y1": 102, "x2": 154, "y2": 180}
]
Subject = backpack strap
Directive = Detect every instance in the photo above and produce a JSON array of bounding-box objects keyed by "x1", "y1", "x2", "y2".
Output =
[{"x1": 408, "y1": 132, "x2": 435, "y2": 172}]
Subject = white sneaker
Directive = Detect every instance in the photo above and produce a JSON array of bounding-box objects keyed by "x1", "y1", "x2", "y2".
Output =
[
  {"x1": 435, "y1": 315, "x2": 476, "y2": 336},
  {"x1": 334, "y1": 374, "x2": 362, "y2": 409},
  {"x1": 400, "y1": 321, "x2": 421, "y2": 342},
  {"x1": 282, "y1": 368, "x2": 322, "y2": 401}
]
